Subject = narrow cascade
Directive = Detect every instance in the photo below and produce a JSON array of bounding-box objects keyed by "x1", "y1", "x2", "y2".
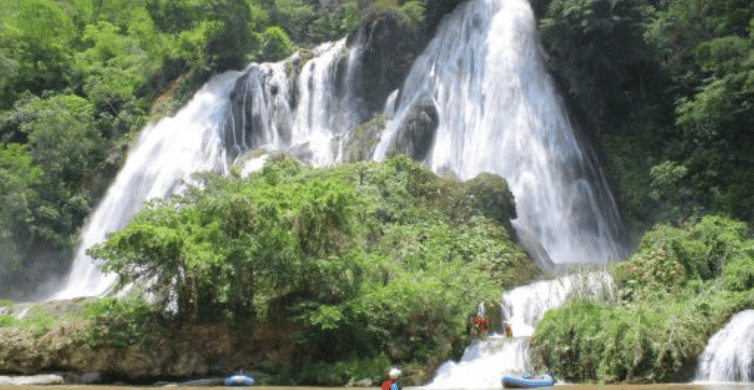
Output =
[
  {"x1": 375, "y1": 0, "x2": 626, "y2": 266},
  {"x1": 55, "y1": 39, "x2": 364, "y2": 298},
  {"x1": 695, "y1": 310, "x2": 754, "y2": 383},
  {"x1": 426, "y1": 272, "x2": 614, "y2": 388}
]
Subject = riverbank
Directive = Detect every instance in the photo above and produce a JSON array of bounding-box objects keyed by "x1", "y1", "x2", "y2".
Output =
[{"x1": 1, "y1": 384, "x2": 753, "y2": 390}]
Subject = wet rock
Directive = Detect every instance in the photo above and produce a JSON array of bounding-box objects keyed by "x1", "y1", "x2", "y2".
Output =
[
  {"x1": 180, "y1": 377, "x2": 225, "y2": 386},
  {"x1": 349, "y1": 13, "x2": 419, "y2": 114},
  {"x1": 351, "y1": 377, "x2": 375, "y2": 386},
  {"x1": 344, "y1": 114, "x2": 387, "y2": 162},
  {"x1": 386, "y1": 98, "x2": 439, "y2": 161},
  {"x1": 81, "y1": 371, "x2": 102, "y2": 383}
]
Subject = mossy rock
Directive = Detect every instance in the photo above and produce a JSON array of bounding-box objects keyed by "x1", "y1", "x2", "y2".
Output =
[
  {"x1": 344, "y1": 113, "x2": 387, "y2": 162},
  {"x1": 385, "y1": 97, "x2": 438, "y2": 161},
  {"x1": 465, "y1": 172, "x2": 516, "y2": 226}
]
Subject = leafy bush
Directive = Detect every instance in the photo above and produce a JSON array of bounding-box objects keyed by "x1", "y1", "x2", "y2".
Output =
[
  {"x1": 84, "y1": 294, "x2": 157, "y2": 350},
  {"x1": 261, "y1": 26, "x2": 295, "y2": 61},
  {"x1": 88, "y1": 156, "x2": 528, "y2": 381}
]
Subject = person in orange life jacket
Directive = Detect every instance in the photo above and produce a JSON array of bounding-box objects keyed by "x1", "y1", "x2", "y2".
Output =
[{"x1": 504, "y1": 322, "x2": 513, "y2": 338}]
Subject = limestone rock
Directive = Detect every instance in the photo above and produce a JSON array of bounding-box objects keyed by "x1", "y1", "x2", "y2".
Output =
[
  {"x1": 180, "y1": 377, "x2": 225, "y2": 386},
  {"x1": 386, "y1": 98, "x2": 439, "y2": 161},
  {"x1": 344, "y1": 114, "x2": 386, "y2": 162},
  {"x1": 351, "y1": 377, "x2": 376, "y2": 386},
  {"x1": 349, "y1": 13, "x2": 419, "y2": 114}
]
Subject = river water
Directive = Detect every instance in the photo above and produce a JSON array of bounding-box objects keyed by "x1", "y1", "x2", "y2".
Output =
[{"x1": 6, "y1": 384, "x2": 754, "y2": 389}]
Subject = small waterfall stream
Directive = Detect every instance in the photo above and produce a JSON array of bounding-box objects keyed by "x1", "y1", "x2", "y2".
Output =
[
  {"x1": 695, "y1": 310, "x2": 754, "y2": 383},
  {"x1": 426, "y1": 271, "x2": 615, "y2": 388}
]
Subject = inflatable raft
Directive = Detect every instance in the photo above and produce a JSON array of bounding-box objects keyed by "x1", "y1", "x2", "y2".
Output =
[
  {"x1": 224, "y1": 374, "x2": 254, "y2": 386},
  {"x1": 501, "y1": 373, "x2": 554, "y2": 388}
]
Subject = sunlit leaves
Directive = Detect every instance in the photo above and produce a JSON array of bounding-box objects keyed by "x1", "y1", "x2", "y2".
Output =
[{"x1": 89, "y1": 156, "x2": 520, "y2": 370}]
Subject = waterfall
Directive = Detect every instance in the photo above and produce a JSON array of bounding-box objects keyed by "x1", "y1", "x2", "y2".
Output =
[
  {"x1": 375, "y1": 0, "x2": 625, "y2": 267},
  {"x1": 426, "y1": 272, "x2": 615, "y2": 388},
  {"x1": 695, "y1": 310, "x2": 754, "y2": 383},
  {"x1": 54, "y1": 39, "x2": 364, "y2": 298},
  {"x1": 54, "y1": 72, "x2": 238, "y2": 299}
]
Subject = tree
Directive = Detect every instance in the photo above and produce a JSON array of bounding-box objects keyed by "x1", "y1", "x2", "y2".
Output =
[
  {"x1": 539, "y1": 0, "x2": 662, "y2": 130},
  {"x1": 0, "y1": 143, "x2": 42, "y2": 282}
]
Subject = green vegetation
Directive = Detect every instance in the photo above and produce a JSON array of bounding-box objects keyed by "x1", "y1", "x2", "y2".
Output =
[
  {"x1": 539, "y1": 0, "x2": 754, "y2": 230},
  {"x1": 0, "y1": 0, "x2": 436, "y2": 298},
  {"x1": 0, "y1": 0, "x2": 752, "y2": 384},
  {"x1": 88, "y1": 155, "x2": 536, "y2": 384},
  {"x1": 532, "y1": 216, "x2": 754, "y2": 383},
  {"x1": 83, "y1": 294, "x2": 158, "y2": 351}
]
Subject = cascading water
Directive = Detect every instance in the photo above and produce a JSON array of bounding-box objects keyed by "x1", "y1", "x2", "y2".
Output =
[
  {"x1": 54, "y1": 72, "x2": 238, "y2": 299},
  {"x1": 375, "y1": 0, "x2": 626, "y2": 267},
  {"x1": 55, "y1": 39, "x2": 365, "y2": 298},
  {"x1": 53, "y1": 1, "x2": 632, "y2": 385},
  {"x1": 426, "y1": 272, "x2": 615, "y2": 388},
  {"x1": 382, "y1": 0, "x2": 628, "y2": 384},
  {"x1": 695, "y1": 310, "x2": 754, "y2": 383}
]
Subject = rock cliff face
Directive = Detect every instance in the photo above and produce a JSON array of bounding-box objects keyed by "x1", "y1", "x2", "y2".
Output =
[
  {"x1": 0, "y1": 320, "x2": 294, "y2": 381},
  {"x1": 349, "y1": 12, "x2": 419, "y2": 115}
]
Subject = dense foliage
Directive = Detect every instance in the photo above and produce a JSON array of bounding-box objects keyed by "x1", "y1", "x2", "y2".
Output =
[
  {"x1": 539, "y1": 0, "x2": 754, "y2": 232},
  {"x1": 1, "y1": 0, "x2": 753, "y2": 383},
  {"x1": 0, "y1": 0, "x2": 437, "y2": 298},
  {"x1": 532, "y1": 216, "x2": 754, "y2": 382},
  {"x1": 88, "y1": 156, "x2": 537, "y2": 384}
]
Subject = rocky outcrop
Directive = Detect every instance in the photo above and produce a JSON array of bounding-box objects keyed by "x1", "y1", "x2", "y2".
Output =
[
  {"x1": 343, "y1": 114, "x2": 387, "y2": 162},
  {"x1": 349, "y1": 13, "x2": 419, "y2": 114},
  {"x1": 385, "y1": 98, "x2": 439, "y2": 161},
  {"x1": 0, "y1": 319, "x2": 295, "y2": 382}
]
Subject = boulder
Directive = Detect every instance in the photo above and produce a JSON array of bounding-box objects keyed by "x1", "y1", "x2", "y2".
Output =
[
  {"x1": 81, "y1": 371, "x2": 102, "y2": 384},
  {"x1": 351, "y1": 377, "x2": 376, "y2": 386},
  {"x1": 386, "y1": 98, "x2": 439, "y2": 161},
  {"x1": 344, "y1": 114, "x2": 387, "y2": 162},
  {"x1": 180, "y1": 377, "x2": 225, "y2": 386}
]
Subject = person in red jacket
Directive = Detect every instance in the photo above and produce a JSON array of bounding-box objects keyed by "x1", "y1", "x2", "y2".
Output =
[{"x1": 381, "y1": 368, "x2": 402, "y2": 390}]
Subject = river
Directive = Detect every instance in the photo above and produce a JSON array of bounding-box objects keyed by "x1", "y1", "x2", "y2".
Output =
[{"x1": 4, "y1": 384, "x2": 754, "y2": 390}]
